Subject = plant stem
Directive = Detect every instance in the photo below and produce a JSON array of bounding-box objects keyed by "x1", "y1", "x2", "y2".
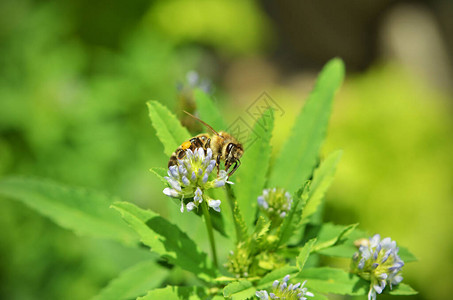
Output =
[
  {"x1": 225, "y1": 184, "x2": 236, "y2": 214},
  {"x1": 225, "y1": 184, "x2": 242, "y2": 242},
  {"x1": 202, "y1": 201, "x2": 218, "y2": 268}
]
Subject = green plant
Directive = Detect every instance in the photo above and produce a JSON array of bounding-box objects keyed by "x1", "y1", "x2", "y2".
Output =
[{"x1": 0, "y1": 59, "x2": 417, "y2": 299}]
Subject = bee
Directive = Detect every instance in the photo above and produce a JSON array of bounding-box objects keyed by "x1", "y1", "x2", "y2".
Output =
[{"x1": 168, "y1": 111, "x2": 244, "y2": 178}]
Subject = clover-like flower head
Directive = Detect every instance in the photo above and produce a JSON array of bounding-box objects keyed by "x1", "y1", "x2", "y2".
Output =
[
  {"x1": 256, "y1": 274, "x2": 314, "y2": 300},
  {"x1": 163, "y1": 147, "x2": 231, "y2": 213},
  {"x1": 257, "y1": 188, "x2": 292, "y2": 219},
  {"x1": 351, "y1": 234, "x2": 404, "y2": 300}
]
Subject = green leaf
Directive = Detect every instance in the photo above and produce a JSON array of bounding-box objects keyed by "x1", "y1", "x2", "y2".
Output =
[
  {"x1": 296, "y1": 267, "x2": 369, "y2": 295},
  {"x1": 297, "y1": 238, "x2": 317, "y2": 271},
  {"x1": 138, "y1": 286, "x2": 209, "y2": 300},
  {"x1": 301, "y1": 150, "x2": 342, "y2": 224},
  {"x1": 0, "y1": 177, "x2": 138, "y2": 246},
  {"x1": 387, "y1": 283, "x2": 418, "y2": 295},
  {"x1": 315, "y1": 226, "x2": 418, "y2": 263},
  {"x1": 93, "y1": 260, "x2": 169, "y2": 300},
  {"x1": 298, "y1": 268, "x2": 417, "y2": 297},
  {"x1": 397, "y1": 246, "x2": 418, "y2": 263},
  {"x1": 233, "y1": 200, "x2": 249, "y2": 242},
  {"x1": 312, "y1": 223, "x2": 358, "y2": 252},
  {"x1": 111, "y1": 201, "x2": 215, "y2": 280},
  {"x1": 257, "y1": 265, "x2": 299, "y2": 288},
  {"x1": 194, "y1": 89, "x2": 227, "y2": 130},
  {"x1": 253, "y1": 216, "x2": 271, "y2": 241},
  {"x1": 269, "y1": 58, "x2": 345, "y2": 193},
  {"x1": 308, "y1": 292, "x2": 329, "y2": 300},
  {"x1": 314, "y1": 224, "x2": 365, "y2": 258},
  {"x1": 223, "y1": 280, "x2": 255, "y2": 300},
  {"x1": 147, "y1": 100, "x2": 191, "y2": 157},
  {"x1": 276, "y1": 185, "x2": 309, "y2": 247},
  {"x1": 249, "y1": 216, "x2": 271, "y2": 254},
  {"x1": 319, "y1": 242, "x2": 417, "y2": 263},
  {"x1": 149, "y1": 167, "x2": 169, "y2": 185},
  {"x1": 236, "y1": 108, "x2": 274, "y2": 231}
]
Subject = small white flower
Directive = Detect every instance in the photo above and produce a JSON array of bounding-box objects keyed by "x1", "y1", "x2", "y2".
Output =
[
  {"x1": 163, "y1": 187, "x2": 180, "y2": 198},
  {"x1": 186, "y1": 202, "x2": 196, "y2": 212},
  {"x1": 255, "y1": 290, "x2": 269, "y2": 300},
  {"x1": 208, "y1": 199, "x2": 221, "y2": 212}
]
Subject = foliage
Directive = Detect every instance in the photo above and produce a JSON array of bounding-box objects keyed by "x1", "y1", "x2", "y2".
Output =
[
  {"x1": 322, "y1": 65, "x2": 453, "y2": 298},
  {"x1": 0, "y1": 58, "x2": 418, "y2": 299}
]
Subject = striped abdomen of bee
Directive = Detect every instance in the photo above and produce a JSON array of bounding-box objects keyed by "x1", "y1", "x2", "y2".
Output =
[{"x1": 168, "y1": 134, "x2": 211, "y2": 168}]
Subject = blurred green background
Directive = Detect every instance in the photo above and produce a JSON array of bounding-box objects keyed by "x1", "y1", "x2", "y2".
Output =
[{"x1": 0, "y1": 0, "x2": 452, "y2": 299}]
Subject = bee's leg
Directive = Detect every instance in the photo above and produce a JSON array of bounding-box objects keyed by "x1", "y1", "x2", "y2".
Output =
[
  {"x1": 177, "y1": 149, "x2": 186, "y2": 159},
  {"x1": 227, "y1": 160, "x2": 241, "y2": 178},
  {"x1": 169, "y1": 149, "x2": 184, "y2": 167},
  {"x1": 191, "y1": 137, "x2": 203, "y2": 148},
  {"x1": 216, "y1": 154, "x2": 221, "y2": 175},
  {"x1": 168, "y1": 156, "x2": 177, "y2": 168},
  {"x1": 204, "y1": 138, "x2": 211, "y2": 155}
]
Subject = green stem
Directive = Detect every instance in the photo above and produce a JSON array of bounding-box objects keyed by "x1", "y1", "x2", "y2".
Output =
[
  {"x1": 202, "y1": 201, "x2": 218, "y2": 268},
  {"x1": 225, "y1": 184, "x2": 242, "y2": 242},
  {"x1": 225, "y1": 184, "x2": 236, "y2": 214}
]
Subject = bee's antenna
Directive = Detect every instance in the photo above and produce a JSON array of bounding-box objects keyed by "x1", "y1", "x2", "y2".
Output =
[{"x1": 183, "y1": 111, "x2": 221, "y2": 137}]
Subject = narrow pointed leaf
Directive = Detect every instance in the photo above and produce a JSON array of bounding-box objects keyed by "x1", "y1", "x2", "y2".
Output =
[
  {"x1": 147, "y1": 100, "x2": 191, "y2": 157},
  {"x1": 297, "y1": 267, "x2": 417, "y2": 297},
  {"x1": 316, "y1": 226, "x2": 417, "y2": 262},
  {"x1": 93, "y1": 260, "x2": 169, "y2": 300},
  {"x1": 277, "y1": 184, "x2": 309, "y2": 247},
  {"x1": 149, "y1": 167, "x2": 168, "y2": 185},
  {"x1": 387, "y1": 283, "x2": 418, "y2": 295},
  {"x1": 301, "y1": 150, "x2": 342, "y2": 224},
  {"x1": 308, "y1": 293, "x2": 329, "y2": 300},
  {"x1": 257, "y1": 265, "x2": 299, "y2": 288},
  {"x1": 269, "y1": 58, "x2": 345, "y2": 193},
  {"x1": 0, "y1": 177, "x2": 138, "y2": 246},
  {"x1": 312, "y1": 223, "x2": 358, "y2": 252},
  {"x1": 296, "y1": 267, "x2": 369, "y2": 295},
  {"x1": 223, "y1": 280, "x2": 255, "y2": 300},
  {"x1": 236, "y1": 109, "x2": 274, "y2": 231},
  {"x1": 297, "y1": 238, "x2": 317, "y2": 271},
  {"x1": 112, "y1": 201, "x2": 215, "y2": 280},
  {"x1": 138, "y1": 286, "x2": 209, "y2": 300},
  {"x1": 233, "y1": 201, "x2": 249, "y2": 242},
  {"x1": 397, "y1": 247, "x2": 418, "y2": 262}
]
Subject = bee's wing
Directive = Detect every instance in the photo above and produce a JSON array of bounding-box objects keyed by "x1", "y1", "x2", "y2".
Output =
[{"x1": 183, "y1": 111, "x2": 221, "y2": 137}]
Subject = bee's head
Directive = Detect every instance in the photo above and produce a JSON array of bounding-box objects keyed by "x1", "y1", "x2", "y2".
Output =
[
  {"x1": 224, "y1": 142, "x2": 243, "y2": 174},
  {"x1": 226, "y1": 142, "x2": 243, "y2": 160}
]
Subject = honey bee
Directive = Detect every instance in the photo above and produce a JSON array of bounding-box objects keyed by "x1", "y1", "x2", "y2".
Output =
[{"x1": 168, "y1": 111, "x2": 244, "y2": 178}]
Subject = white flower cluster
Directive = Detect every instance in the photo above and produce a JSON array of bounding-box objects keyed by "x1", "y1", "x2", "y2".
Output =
[
  {"x1": 163, "y1": 148, "x2": 232, "y2": 213},
  {"x1": 256, "y1": 275, "x2": 314, "y2": 300},
  {"x1": 352, "y1": 234, "x2": 404, "y2": 300},
  {"x1": 257, "y1": 188, "x2": 292, "y2": 218}
]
